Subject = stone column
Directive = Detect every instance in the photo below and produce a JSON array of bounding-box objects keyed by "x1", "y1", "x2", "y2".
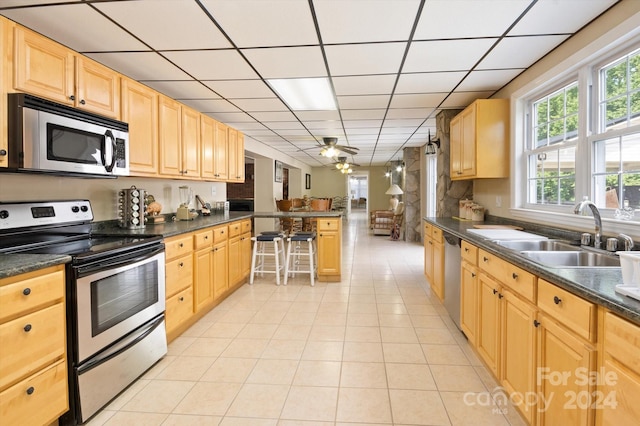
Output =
[
  {"x1": 403, "y1": 147, "x2": 421, "y2": 242},
  {"x1": 436, "y1": 110, "x2": 472, "y2": 217}
]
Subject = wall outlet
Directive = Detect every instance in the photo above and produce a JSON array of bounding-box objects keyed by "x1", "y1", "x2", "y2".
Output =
[
  {"x1": 211, "y1": 186, "x2": 216, "y2": 196},
  {"x1": 496, "y1": 196, "x2": 502, "y2": 208}
]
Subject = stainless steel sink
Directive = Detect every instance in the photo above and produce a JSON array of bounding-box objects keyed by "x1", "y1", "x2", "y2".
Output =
[
  {"x1": 520, "y1": 250, "x2": 621, "y2": 267},
  {"x1": 495, "y1": 239, "x2": 578, "y2": 252}
]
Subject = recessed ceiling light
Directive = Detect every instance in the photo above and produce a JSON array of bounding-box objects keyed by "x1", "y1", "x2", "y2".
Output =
[{"x1": 267, "y1": 77, "x2": 336, "y2": 111}]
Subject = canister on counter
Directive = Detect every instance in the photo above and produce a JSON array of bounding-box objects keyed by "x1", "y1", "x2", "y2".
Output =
[{"x1": 471, "y1": 205, "x2": 485, "y2": 221}]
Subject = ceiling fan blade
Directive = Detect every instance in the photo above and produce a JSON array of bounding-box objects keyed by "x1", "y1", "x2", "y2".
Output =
[
  {"x1": 296, "y1": 145, "x2": 324, "y2": 152},
  {"x1": 338, "y1": 147, "x2": 359, "y2": 156}
]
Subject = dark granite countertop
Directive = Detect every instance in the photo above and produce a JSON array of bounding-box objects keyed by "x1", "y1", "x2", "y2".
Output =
[
  {"x1": 424, "y1": 217, "x2": 640, "y2": 326},
  {"x1": 0, "y1": 254, "x2": 71, "y2": 279}
]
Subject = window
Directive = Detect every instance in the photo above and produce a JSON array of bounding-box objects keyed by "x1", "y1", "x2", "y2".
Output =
[{"x1": 526, "y1": 82, "x2": 579, "y2": 206}]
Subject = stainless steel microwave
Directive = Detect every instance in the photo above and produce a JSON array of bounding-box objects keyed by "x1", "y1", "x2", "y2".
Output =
[{"x1": 6, "y1": 93, "x2": 129, "y2": 177}]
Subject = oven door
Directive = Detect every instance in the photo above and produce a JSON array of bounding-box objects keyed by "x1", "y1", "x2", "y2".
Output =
[{"x1": 74, "y1": 245, "x2": 165, "y2": 363}]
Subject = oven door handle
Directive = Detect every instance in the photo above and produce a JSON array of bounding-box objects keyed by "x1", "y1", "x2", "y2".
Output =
[
  {"x1": 77, "y1": 315, "x2": 165, "y2": 374},
  {"x1": 75, "y1": 245, "x2": 164, "y2": 278}
]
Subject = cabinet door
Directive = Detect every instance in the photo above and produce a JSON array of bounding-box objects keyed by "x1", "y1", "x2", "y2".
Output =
[
  {"x1": 200, "y1": 115, "x2": 216, "y2": 179},
  {"x1": 460, "y1": 261, "x2": 478, "y2": 345},
  {"x1": 501, "y1": 289, "x2": 537, "y2": 425},
  {"x1": 450, "y1": 115, "x2": 462, "y2": 177},
  {"x1": 431, "y1": 240, "x2": 444, "y2": 301},
  {"x1": 122, "y1": 78, "x2": 158, "y2": 176},
  {"x1": 236, "y1": 133, "x2": 245, "y2": 181},
  {"x1": 228, "y1": 236, "x2": 242, "y2": 287},
  {"x1": 477, "y1": 273, "x2": 500, "y2": 377},
  {"x1": 213, "y1": 242, "x2": 228, "y2": 298},
  {"x1": 318, "y1": 231, "x2": 340, "y2": 277},
  {"x1": 193, "y1": 247, "x2": 213, "y2": 312},
  {"x1": 424, "y1": 236, "x2": 433, "y2": 283},
  {"x1": 0, "y1": 18, "x2": 9, "y2": 168},
  {"x1": 181, "y1": 106, "x2": 201, "y2": 178},
  {"x1": 214, "y1": 121, "x2": 228, "y2": 180},
  {"x1": 228, "y1": 127, "x2": 239, "y2": 182},
  {"x1": 240, "y1": 232, "x2": 252, "y2": 279},
  {"x1": 538, "y1": 315, "x2": 595, "y2": 426},
  {"x1": 460, "y1": 105, "x2": 476, "y2": 177},
  {"x1": 14, "y1": 26, "x2": 74, "y2": 105},
  {"x1": 165, "y1": 287, "x2": 193, "y2": 336},
  {"x1": 158, "y1": 95, "x2": 182, "y2": 177},
  {"x1": 75, "y1": 56, "x2": 120, "y2": 119}
]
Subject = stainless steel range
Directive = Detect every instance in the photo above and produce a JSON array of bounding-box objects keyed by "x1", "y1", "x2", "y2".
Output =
[{"x1": 0, "y1": 200, "x2": 167, "y2": 425}]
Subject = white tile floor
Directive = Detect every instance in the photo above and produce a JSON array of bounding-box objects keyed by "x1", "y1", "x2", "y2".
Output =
[{"x1": 88, "y1": 211, "x2": 527, "y2": 426}]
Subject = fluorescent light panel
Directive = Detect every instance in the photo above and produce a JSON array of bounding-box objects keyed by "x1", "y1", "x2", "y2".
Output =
[{"x1": 267, "y1": 77, "x2": 337, "y2": 111}]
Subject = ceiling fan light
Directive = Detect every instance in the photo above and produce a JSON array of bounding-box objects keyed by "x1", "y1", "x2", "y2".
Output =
[
  {"x1": 324, "y1": 147, "x2": 337, "y2": 157},
  {"x1": 336, "y1": 163, "x2": 342, "y2": 169},
  {"x1": 343, "y1": 162, "x2": 349, "y2": 169}
]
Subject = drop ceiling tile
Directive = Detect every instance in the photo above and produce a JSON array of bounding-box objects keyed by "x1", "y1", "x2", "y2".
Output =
[
  {"x1": 346, "y1": 128, "x2": 382, "y2": 135},
  {"x1": 199, "y1": 0, "x2": 317, "y2": 47},
  {"x1": 262, "y1": 122, "x2": 306, "y2": 131},
  {"x1": 395, "y1": 72, "x2": 467, "y2": 94},
  {"x1": 1, "y1": 0, "x2": 79, "y2": 5},
  {"x1": 314, "y1": 0, "x2": 420, "y2": 43},
  {"x1": 295, "y1": 110, "x2": 341, "y2": 121},
  {"x1": 385, "y1": 108, "x2": 434, "y2": 119},
  {"x1": 383, "y1": 118, "x2": 426, "y2": 127},
  {"x1": 389, "y1": 93, "x2": 446, "y2": 109},
  {"x1": 204, "y1": 112, "x2": 256, "y2": 122},
  {"x1": 404, "y1": 39, "x2": 498, "y2": 73},
  {"x1": 457, "y1": 69, "x2": 524, "y2": 92},
  {"x1": 143, "y1": 81, "x2": 220, "y2": 101},
  {"x1": 343, "y1": 120, "x2": 384, "y2": 129},
  {"x1": 203, "y1": 80, "x2": 275, "y2": 99},
  {"x1": 162, "y1": 50, "x2": 258, "y2": 80},
  {"x1": 508, "y1": 0, "x2": 618, "y2": 36},
  {"x1": 325, "y1": 43, "x2": 407, "y2": 76},
  {"x1": 225, "y1": 122, "x2": 268, "y2": 131},
  {"x1": 241, "y1": 46, "x2": 327, "y2": 79},
  {"x1": 337, "y1": 95, "x2": 391, "y2": 109},
  {"x1": 304, "y1": 121, "x2": 344, "y2": 131},
  {"x1": 441, "y1": 91, "x2": 495, "y2": 108},
  {"x1": 180, "y1": 99, "x2": 241, "y2": 113},
  {"x1": 2, "y1": 4, "x2": 148, "y2": 52},
  {"x1": 94, "y1": 0, "x2": 231, "y2": 50},
  {"x1": 477, "y1": 35, "x2": 569, "y2": 70},
  {"x1": 250, "y1": 111, "x2": 298, "y2": 122},
  {"x1": 380, "y1": 126, "x2": 421, "y2": 135},
  {"x1": 332, "y1": 75, "x2": 397, "y2": 96},
  {"x1": 88, "y1": 52, "x2": 191, "y2": 81},
  {"x1": 341, "y1": 109, "x2": 387, "y2": 120},
  {"x1": 231, "y1": 98, "x2": 289, "y2": 112},
  {"x1": 271, "y1": 129, "x2": 312, "y2": 137},
  {"x1": 415, "y1": 0, "x2": 530, "y2": 39}
]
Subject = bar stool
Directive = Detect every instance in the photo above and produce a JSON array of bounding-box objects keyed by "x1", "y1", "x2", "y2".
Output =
[
  {"x1": 250, "y1": 232, "x2": 285, "y2": 285},
  {"x1": 284, "y1": 232, "x2": 317, "y2": 286}
]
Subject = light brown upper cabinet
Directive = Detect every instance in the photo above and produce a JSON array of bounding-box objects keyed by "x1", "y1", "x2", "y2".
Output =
[
  {"x1": 0, "y1": 17, "x2": 10, "y2": 168},
  {"x1": 450, "y1": 99, "x2": 509, "y2": 180},
  {"x1": 228, "y1": 127, "x2": 245, "y2": 182},
  {"x1": 158, "y1": 96, "x2": 200, "y2": 179},
  {"x1": 214, "y1": 121, "x2": 229, "y2": 181},
  {"x1": 121, "y1": 78, "x2": 158, "y2": 176},
  {"x1": 13, "y1": 26, "x2": 120, "y2": 119},
  {"x1": 200, "y1": 115, "x2": 216, "y2": 180}
]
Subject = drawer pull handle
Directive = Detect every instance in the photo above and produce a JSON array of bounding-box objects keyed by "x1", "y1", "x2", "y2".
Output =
[
  {"x1": 533, "y1": 320, "x2": 540, "y2": 327},
  {"x1": 553, "y1": 296, "x2": 562, "y2": 305},
  {"x1": 24, "y1": 324, "x2": 32, "y2": 332},
  {"x1": 493, "y1": 289, "x2": 498, "y2": 295},
  {"x1": 179, "y1": 243, "x2": 184, "y2": 248},
  {"x1": 464, "y1": 247, "x2": 469, "y2": 252},
  {"x1": 23, "y1": 288, "x2": 31, "y2": 296},
  {"x1": 179, "y1": 297, "x2": 184, "y2": 302},
  {"x1": 179, "y1": 262, "x2": 184, "y2": 267},
  {"x1": 205, "y1": 236, "x2": 209, "y2": 240},
  {"x1": 471, "y1": 273, "x2": 476, "y2": 278},
  {"x1": 26, "y1": 387, "x2": 35, "y2": 395},
  {"x1": 498, "y1": 293, "x2": 504, "y2": 299},
  {"x1": 483, "y1": 256, "x2": 488, "y2": 262},
  {"x1": 512, "y1": 272, "x2": 518, "y2": 280}
]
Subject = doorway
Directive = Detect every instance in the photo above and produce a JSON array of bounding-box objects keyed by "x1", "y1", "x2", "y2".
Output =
[{"x1": 348, "y1": 173, "x2": 369, "y2": 215}]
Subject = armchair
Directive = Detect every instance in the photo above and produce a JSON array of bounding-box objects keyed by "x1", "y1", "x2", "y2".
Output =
[{"x1": 371, "y1": 202, "x2": 404, "y2": 237}]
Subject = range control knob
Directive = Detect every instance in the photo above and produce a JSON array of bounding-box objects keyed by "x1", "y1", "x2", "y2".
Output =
[
  {"x1": 0, "y1": 210, "x2": 8, "y2": 219},
  {"x1": 71, "y1": 206, "x2": 80, "y2": 213}
]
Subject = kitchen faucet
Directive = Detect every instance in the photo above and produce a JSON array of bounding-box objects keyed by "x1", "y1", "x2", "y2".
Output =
[
  {"x1": 574, "y1": 196, "x2": 603, "y2": 249},
  {"x1": 618, "y1": 233, "x2": 634, "y2": 251}
]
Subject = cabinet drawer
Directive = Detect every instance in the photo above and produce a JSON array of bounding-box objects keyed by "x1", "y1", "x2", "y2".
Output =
[
  {"x1": 241, "y1": 219, "x2": 252, "y2": 234},
  {"x1": 603, "y1": 312, "x2": 640, "y2": 372},
  {"x1": 424, "y1": 222, "x2": 432, "y2": 238},
  {"x1": 537, "y1": 279, "x2": 596, "y2": 342},
  {"x1": 213, "y1": 225, "x2": 228, "y2": 243},
  {"x1": 461, "y1": 241, "x2": 478, "y2": 265},
  {"x1": 0, "y1": 267, "x2": 64, "y2": 322},
  {"x1": 165, "y1": 235, "x2": 193, "y2": 260},
  {"x1": 501, "y1": 263, "x2": 536, "y2": 303},
  {"x1": 478, "y1": 249, "x2": 503, "y2": 278},
  {"x1": 165, "y1": 255, "x2": 192, "y2": 297},
  {"x1": 317, "y1": 219, "x2": 339, "y2": 231},
  {"x1": 193, "y1": 230, "x2": 213, "y2": 249},
  {"x1": 165, "y1": 287, "x2": 193, "y2": 334},
  {"x1": 229, "y1": 221, "x2": 243, "y2": 238},
  {"x1": 431, "y1": 226, "x2": 443, "y2": 243},
  {"x1": 0, "y1": 359, "x2": 68, "y2": 426},
  {"x1": 0, "y1": 303, "x2": 65, "y2": 390}
]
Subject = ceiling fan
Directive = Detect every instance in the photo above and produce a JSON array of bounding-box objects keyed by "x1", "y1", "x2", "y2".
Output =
[
  {"x1": 298, "y1": 137, "x2": 360, "y2": 157},
  {"x1": 332, "y1": 156, "x2": 359, "y2": 174}
]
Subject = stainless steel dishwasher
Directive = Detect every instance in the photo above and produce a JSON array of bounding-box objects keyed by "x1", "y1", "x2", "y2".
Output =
[{"x1": 443, "y1": 231, "x2": 462, "y2": 330}]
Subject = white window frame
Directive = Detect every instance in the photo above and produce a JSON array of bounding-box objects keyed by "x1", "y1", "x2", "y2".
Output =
[{"x1": 511, "y1": 24, "x2": 640, "y2": 239}]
